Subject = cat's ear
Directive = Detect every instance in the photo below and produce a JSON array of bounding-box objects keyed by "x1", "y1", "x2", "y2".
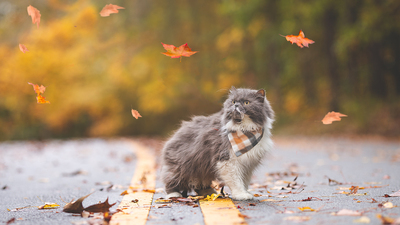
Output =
[
  {"x1": 256, "y1": 89, "x2": 265, "y2": 102},
  {"x1": 229, "y1": 86, "x2": 237, "y2": 93}
]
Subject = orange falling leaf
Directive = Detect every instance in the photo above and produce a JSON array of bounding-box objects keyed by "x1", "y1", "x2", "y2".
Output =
[
  {"x1": 322, "y1": 111, "x2": 347, "y2": 124},
  {"x1": 99, "y1": 4, "x2": 124, "y2": 17},
  {"x1": 19, "y1": 44, "x2": 29, "y2": 53},
  {"x1": 281, "y1": 30, "x2": 314, "y2": 48},
  {"x1": 161, "y1": 43, "x2": 198, "y2": 61},
  {"x1": 27, "y1": 5, "x2": 41, "y2": 28},
  {"x1": 131, "y1": 109, "x2": 142, "y2": 119},
  {"x1": 28, "y1": 82, "x2": 46, "y2": 94},
  {"x1": 28, "y1": 82, "x2": 49, "y2": 104},
  {"x1": 36, "y1": 93, "x2": 50, "y2": 104}
]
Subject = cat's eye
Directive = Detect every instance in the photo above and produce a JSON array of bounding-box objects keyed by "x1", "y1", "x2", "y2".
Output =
[
  {"x1": 244, "y1": 101, "x2": 250, "y2": 105},
  {"x1": 232, "y1": 100, "x2": 236, "y2": 104}
]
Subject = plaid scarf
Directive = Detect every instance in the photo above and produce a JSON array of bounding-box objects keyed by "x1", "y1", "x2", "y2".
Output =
[{"x1": 228, "y1": 128, "x2": 264, "y2": 157}]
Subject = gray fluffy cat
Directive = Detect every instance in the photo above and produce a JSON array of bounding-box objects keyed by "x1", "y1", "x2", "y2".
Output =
[{"x1": 161, "y1": 87, "x2": 274, "y2": 200}]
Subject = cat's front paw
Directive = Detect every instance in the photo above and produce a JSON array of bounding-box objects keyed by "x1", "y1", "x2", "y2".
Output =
[
  {"x1": 166, "y1": 192, "x2": 182, "y2": 199},
  {"x1": 231, "y1": 192, "x2": 254, "y2": 200}
]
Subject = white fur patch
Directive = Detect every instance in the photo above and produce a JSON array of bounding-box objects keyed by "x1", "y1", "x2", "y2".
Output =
[
  {"x1": 217, "y1": 118, "x2": 273, "y2": 200},
  {"x1": 223, "y1": 114, "x2": 261, "y2": 132}
]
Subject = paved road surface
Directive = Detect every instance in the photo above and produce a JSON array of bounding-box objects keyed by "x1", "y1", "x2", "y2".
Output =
[{"x1": 1, "y1": 137, "x2": 399, "y2": 224}]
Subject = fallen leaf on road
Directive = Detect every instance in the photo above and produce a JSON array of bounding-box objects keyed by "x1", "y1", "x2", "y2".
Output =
[
  {"x1": 99, "y1": 4, "x2": 124, "y2": 17},
  {"x1": 353, "y1": 216, "x2": 370, "y2": 223},
  {"x1": 131, "y1": 109, "x2": 142, "y2": 119},
  {"x1": 298, "y1": 207, "x2": 314, "y2": 212},
  {"x1": 261, "y1": 199, "x2": 283, "y2": 202},
  {"x1": 62, "y1": 170, "x2": 88, "y2": 177},
  {"x1": 376, "y1": 214, "x2": 397, "y2": 224},
  {"x1": 284, "y1": 216, "x2": 311, "y2": 222},
  {"x1": 334, "y1": 209, "x2": 362, "y2": 216},
  {"x1": 253, "y1": 194, "x2": 262, "y2": 197},
  {"x1": 389, "y1": 190, "x2": 400, "y2": 197},
  {"x1": 170, "y1": 197, "x2": 194, "y2": 203},
  {"x1": 6, "y1": 218, "x2": 15, "y2": 225},
  {"x1": 327, "y1": 176, "x2": 344, "y2": 185},
  {"x1": 38, "y1": 202, "x2": 60, "y2": 209},
  {"x1": 204, "y1": 193, "x2": 220, "y2": 201},
  {"x1": 63, "y1": 193, "x2": 91, "y2": 213},
  {"x1": 7, "y1": 206, "x2": 33, "y2": 211},
  {"x1": 382, "y1": 202, "x2": 396, "y2": 209},
  {"x1": 84, "y1": 198, "x2": 116, "y2": 213},
  {"x1": 154, "y1": 203, "x2": 172, "y2": 208},
  {"x1": 238, "y1": 213, "x2": 250, "y2": 219},
  {"x1": 19, "y1": 44, "x2": 29, "y2": 53},
  {"x1": 155, "y1": 199, "x2": 172, "y2": 204},
  {"x1": 350, "y1": 186, "x2": 359, "y2": 194}
]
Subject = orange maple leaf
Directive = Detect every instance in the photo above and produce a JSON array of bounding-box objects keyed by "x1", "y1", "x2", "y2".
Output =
[
  {"x1": 161, "y1": 43, "x2": 198, "y2": 61},
  {"x1": 28, "y1": 82, "x2": 46, "y2": 94},
  {"x1": 36, "y1": 93, "x2": 50, "y2": 104},
  {"x1": 19, "y1": 44, "x2": 29, "y2": 53},
  {"x1": 28, "y1": 83, "x2": 49, "y2": 104},
  {"x1": 131, "y1": 109, "x2": 142, "y2": 119},
  {"x1": 99, "y1": 4, "x2": 124, "y2": 17},
  {"x1": 281, "y1": 30, "x2": 314, "y2": 48},
  {"x1": 27, "y1": 5, "x2": 41, "y2": 28},
  {"x1": 321, "y1": 111, "x2": 347, "y2": 124}
]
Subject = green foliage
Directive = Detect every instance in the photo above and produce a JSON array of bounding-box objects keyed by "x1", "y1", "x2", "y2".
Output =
[{"x1": 0, "y1": 0, "x2": 399, "y2": 140}]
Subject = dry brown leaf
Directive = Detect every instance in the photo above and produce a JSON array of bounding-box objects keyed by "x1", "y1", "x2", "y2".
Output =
[
  {"x1": 6, "y1": 218, "x2": 16, "y2": 225},
  {"x1": 27, "y1": 5, "x2": 41, "y2": 28},
  {"x1": 350, "y1": 186, "x2": 359, "y2": 194},
  {"x1": 154, "y1": 203, "x2": 172, "y2": 208},
  {"x1": 84, "y1": 198, "x2": 116, "y2": 213},
  {"x1": 63, "y1": 193, "x2": 91, "y2": 213},
  {"x1": 19, "y1": 44, "x2": 29, "y2": 53},
  {"x1": 322, "y1": 111, "x2": 347, "y2": 124},
  {"x1": 131, "y1": 109, "x2": 142, "y2": 119},
  {"x1": 238, "y1": 213, "x2": 250, "y2": 219},
  {"x1": 100, "y1": 4, "x2": 124, "y2": 17}
]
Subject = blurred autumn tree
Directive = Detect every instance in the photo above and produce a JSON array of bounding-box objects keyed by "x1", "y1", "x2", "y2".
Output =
[{"x1": 0, "y1": 0, "x2": 399, "y2": 140}]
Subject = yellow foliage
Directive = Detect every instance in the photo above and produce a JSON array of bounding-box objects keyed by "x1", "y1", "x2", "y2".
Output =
[
  {"x1": 284, "y1": 91, "x2": 304, "y2": 114},
  {"x1": 216, "y1": 27, "x2": 244, "y2": 52}
]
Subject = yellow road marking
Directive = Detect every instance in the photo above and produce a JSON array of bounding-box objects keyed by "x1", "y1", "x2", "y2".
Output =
[
  {"x1": 110, "y1": 141, "x2": 156, "y2": 225},
  {"x1": 200, "y1": 198, "x2": 247, "y2": 225}
]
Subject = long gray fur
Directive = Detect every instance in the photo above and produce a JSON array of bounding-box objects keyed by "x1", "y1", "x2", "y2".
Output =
[{"x1": 161, "y1": 87, "x2": 274, "y2": 197}]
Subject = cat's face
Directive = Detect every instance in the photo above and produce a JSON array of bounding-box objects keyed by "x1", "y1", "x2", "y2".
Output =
[{"x1": 222, "y1": 87, "x2": 274, "y2": 131}]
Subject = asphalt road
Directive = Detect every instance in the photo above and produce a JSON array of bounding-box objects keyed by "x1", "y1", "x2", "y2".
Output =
[{"x1": 1, "y1": 137, "x2": 400, "y2": 225}]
